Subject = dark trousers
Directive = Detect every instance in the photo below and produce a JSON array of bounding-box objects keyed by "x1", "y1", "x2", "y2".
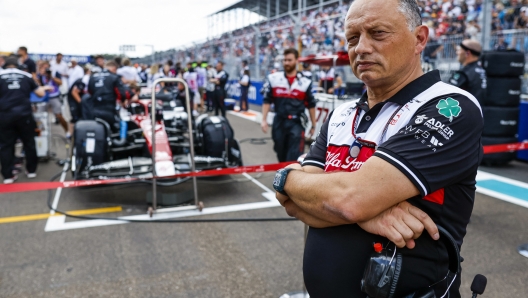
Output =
[
  {"x1": 206, "y1": 90, "x2": 214, "y2": 111},
  {"x1": 271, "y1": 117, "x2": 305, "y2": 162},
  {"x1": 0, "y1": 113, "x2": 38, "y2": 179},
  {"x1": 213, "y1": 89, "x2": 226, "y2": 117},
  {"x1": 240, "y1": 87, "x2": 249, "y2": 111}
]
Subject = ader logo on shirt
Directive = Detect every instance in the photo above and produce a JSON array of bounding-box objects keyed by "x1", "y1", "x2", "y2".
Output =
[{"x1": 436, "y1": 97, "x2": 462, "y2": 122}]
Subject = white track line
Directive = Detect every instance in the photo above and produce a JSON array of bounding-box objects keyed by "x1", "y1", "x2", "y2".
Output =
[
  {"x1": 45, "y1": 169, "x2": 281, "y2": 232},
  {"x1": 49, "y1": 163, "x2": 69, "y2": 215},
  {"x1": 45, "y1": 201, "x2": 281, "y2": 231},
  {"x1": 44, "y1": 163, "x2": 69, "y2": 231},
  {"x1": 476, "y1": 170, "x2": 528, "y2": 209}
]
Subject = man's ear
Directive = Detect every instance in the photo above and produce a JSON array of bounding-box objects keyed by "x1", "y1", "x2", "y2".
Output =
[{"x1": 415, "y1": 25, "x2": 429, "y2": 55}]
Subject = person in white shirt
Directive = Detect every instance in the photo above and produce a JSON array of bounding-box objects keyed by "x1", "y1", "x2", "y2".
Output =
[
  {"x1": 117, "y1": 58, "x2": 141, "y2": 85},
  {"x1": 67, "y1": 59, "x2": 84, "y2": 88},
  {"x1": 50, "y1": 53, "x2": 69, "y2": 77},
  {"x1": 50, "y1": 53, "x2": 69, "y2": 94}
]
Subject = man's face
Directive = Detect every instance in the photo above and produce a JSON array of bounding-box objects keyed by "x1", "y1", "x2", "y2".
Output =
[
  {"x1": 96, "y1": 58, "x2": 104, "y2": 67},
  {"x1": 17, "y1": 49, "x2": 24, "y2": 57},
  {"x1": 456, "y1": 45, "x2": 467, "y2": 64},
  {"x1": 345, "y1": 0, "x2": 424, "y2": 87},
  {"x1": 283, "y1": 53, "x2": 297, "y2": 73},
  {"x1": 216, "y1": 63, "x2": 223, "y2": 72},
  {"x1": 56, "y1": 55, "x2": 62, "y2": 63}
]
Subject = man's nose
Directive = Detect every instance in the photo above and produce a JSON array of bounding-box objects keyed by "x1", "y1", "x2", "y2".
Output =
[{"x1": 355, "y1": 36, "x2": 374, "y2": 56}]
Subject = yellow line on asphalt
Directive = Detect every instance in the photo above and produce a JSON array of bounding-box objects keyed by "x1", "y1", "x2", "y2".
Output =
[{"x1": 0, "y1": 206, "x2": 123, "y2": 224}]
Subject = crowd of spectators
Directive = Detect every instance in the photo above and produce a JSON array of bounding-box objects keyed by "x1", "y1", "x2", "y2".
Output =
[{"x1": 167, "y1": 0, "x2": 528, "y2": 76}]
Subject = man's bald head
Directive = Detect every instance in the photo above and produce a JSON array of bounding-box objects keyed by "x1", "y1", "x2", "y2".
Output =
[
  {"x1": 457, "y1": 39, "x2": 482, "y2": 65},
  {"x1": 461, "y1": 39, "x2": 482, "y2": 55}
]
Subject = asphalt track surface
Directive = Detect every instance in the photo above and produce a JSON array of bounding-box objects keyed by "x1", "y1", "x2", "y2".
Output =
[{"x1": 1, "y1": 112, "x2": 528, "y2": 297}]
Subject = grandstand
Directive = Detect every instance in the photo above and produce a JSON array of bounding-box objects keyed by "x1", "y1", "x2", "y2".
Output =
[{"x1": 137, "y1": 0, "x2": 528, "y2": 87}]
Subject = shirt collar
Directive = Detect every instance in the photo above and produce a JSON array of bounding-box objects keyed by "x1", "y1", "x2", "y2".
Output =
[{"x1": 358, "y1": 70, "x2": 441, "y2": 109}]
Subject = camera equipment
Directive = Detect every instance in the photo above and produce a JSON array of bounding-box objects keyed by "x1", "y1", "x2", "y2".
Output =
[{"x1": 361, "y1": 226, "x2": 461, "y2": 298}]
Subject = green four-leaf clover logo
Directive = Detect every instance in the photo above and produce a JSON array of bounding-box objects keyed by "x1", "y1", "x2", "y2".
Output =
[{"x1": 436, "y1": 97, "x2": 462, "y2": 122}]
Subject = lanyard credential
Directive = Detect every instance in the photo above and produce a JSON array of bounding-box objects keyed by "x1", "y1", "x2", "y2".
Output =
[{"x1": 349, "y1": 104, "x2": 402, "y2": 158}]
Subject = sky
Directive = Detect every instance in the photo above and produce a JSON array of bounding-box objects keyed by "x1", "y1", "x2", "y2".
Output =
[{"x1": 0, "y1": 0, "x2": 258, "y2": 58}]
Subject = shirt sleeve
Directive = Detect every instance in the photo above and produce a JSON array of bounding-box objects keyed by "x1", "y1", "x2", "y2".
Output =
[
  {"x1": 28, "y1": 77, "x2": 38, "y2": 91},
  {"x1": 302, "y1": 111, "x2": 333, "y2": 169},
  {"x1": 374, "y1": 94, "x2": 483, "y2": 197},
  {"x1": 262, "y1": 76, "x2": 273, "y2": 104},
  {"x1": 27, "y1": 60, "x2": 36, "y2": 74},
  {"x1": 305, "y1": 82, "x2": 316, "y2": 109}
]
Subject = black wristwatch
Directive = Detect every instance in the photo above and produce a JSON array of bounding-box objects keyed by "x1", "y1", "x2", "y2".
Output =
[{"x1": 273, "y1": 168, "x2": 295, "y2": 195}]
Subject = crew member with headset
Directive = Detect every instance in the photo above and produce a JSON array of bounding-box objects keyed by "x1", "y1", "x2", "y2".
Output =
[
  {"x1": 261, "y1": 48, "x2": 317, "y2": 162},
  {"x1": 0, "y1": 57, "x2": 51, "y2": 184},
  {"x1": 272, "y1": 0, "x2": 483, "y2": 296},
  {"x1": 85, "y1": 61, "x2": 131, "y2": 128},
  {"x1": 449, "y1": 39, "x2": 487, "y2": 104}
]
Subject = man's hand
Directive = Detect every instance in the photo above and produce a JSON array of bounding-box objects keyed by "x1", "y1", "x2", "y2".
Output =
[
  {"x1": 358, "y1": 201, "x2": 439, "y2": 249},
  {"x1": 261, "y1": 121, "x2": 269, "y2": 133},
  {"x1": 309, "y1": 127, "x2": 315, "y2": 137}
]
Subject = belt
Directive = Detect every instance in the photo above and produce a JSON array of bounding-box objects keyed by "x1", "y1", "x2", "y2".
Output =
[{"x1": 277, "y1": 114, "x2": 300, "y2": 120}]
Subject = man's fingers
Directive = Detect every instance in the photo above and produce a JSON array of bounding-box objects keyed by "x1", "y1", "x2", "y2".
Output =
[
  {"x1": 385, "y1": 227, "x2": 406, "y2": 248},
  {"x1": 401, "y1": 213, "x2": 425, "y2": 239},
  {"x1": 408, "y1": 205, "x2": 439, "y2": 240},
  {"x1": 406, "y1": 239, "x2": 416, "y2": 249},
  {"x1": 391, "y1": 220, "x2": 415, "y2": 242}
]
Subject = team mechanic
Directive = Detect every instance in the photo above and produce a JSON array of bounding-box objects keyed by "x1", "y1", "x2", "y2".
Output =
[
  {"x1": 0, "y1": 57, "x2": 51, "y2": 183},
  {"x1": 272, "y1": 0, "x2": 483, "y2": 297},
  {"x1": 85, "y1": 61, "x2": 131, "y2": 127},
  {"x1": 67, "y1": 66, "x2": 90, "y2": 136},
  {"x1": 261, "y1": 48, "x2": 317, "y2": 162}
]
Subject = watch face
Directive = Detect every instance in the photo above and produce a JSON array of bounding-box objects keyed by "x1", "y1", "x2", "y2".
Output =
[{"x1": 273, "y1": 170, "x2": 282, "y2": 188}]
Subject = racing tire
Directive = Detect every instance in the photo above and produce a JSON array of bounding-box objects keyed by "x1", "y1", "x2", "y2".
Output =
[
  {"x1": 483, "y1": 106, "x2": 519, "y2": 137},
  {"x1": 484, "y1": 77, "x2": 521, "y2": 107},
  {"x1": 481, "y1": 50, "x2": 525, "y2": 77},
  {"x1": 481, "y1": 136, "x2": 518, "y2": 166}
]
